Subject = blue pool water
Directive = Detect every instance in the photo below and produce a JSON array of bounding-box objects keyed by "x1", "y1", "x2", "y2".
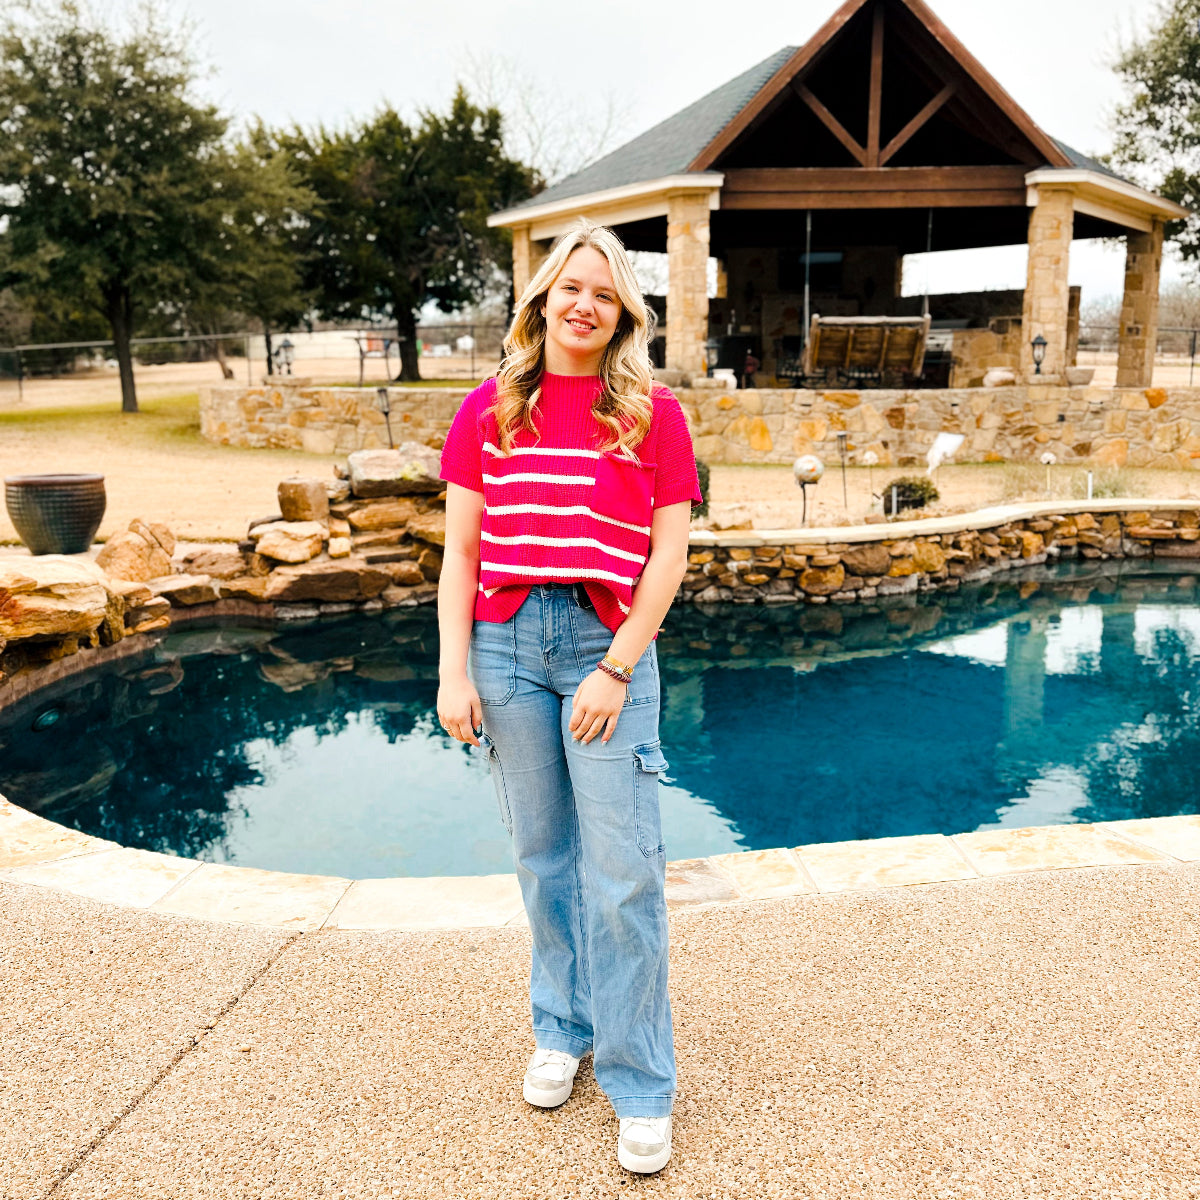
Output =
[{"x1": 2, "y1": 562, "x2": 1198, "y2": 877}]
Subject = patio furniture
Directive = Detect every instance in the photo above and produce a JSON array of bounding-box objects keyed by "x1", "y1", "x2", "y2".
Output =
[
  {"x1": 351, "y1": 334, "x2": 397, "y2": 386},
  {"x1": 799, "y1": 314, "x2": 932, "y2": 387}
]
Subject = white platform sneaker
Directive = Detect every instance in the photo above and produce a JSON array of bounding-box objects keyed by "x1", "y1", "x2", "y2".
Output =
[
  {"x1": 522, "y1": 1048, "x2": 581, "y2": 1108},
  {"x1": 617, "y1": 1115, "x2": 672, "y2": 1173}
]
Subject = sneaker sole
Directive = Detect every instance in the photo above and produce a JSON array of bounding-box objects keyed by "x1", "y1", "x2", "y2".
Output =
[
  {"x1": 523, "y1": 1077, "x2": 573, "y2": 1107},
  {"x1": 617, "y1": 1141, "x2": 671, "y2": 1174}
]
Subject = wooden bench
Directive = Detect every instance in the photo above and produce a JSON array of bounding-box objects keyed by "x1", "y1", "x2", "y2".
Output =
[{"x1": 798, "y1": 314, "x2": 931, "y2": 387}]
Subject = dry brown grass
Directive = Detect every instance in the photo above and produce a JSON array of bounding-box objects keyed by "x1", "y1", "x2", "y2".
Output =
[{"x1": 3, "y1": 393, "x2": 1199, "y2": 545}]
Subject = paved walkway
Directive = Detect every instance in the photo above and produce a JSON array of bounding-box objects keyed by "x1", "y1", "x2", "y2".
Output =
[{"x1": 4, "y1": 838, "x2": 1200, "y2": 1197}]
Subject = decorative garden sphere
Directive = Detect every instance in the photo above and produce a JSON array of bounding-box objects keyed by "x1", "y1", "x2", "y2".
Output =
[{"x1": 792, "y1": 455, "x2": 824, "y2": 485}]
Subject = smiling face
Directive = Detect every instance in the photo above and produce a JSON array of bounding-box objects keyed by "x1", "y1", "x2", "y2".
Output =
[{"x1": 540, "y1": 245, "x2": 623, "y2": 375}]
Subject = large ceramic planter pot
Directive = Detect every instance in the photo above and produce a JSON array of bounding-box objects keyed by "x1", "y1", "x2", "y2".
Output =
[{"x1": 4, "y1": 474, "x2": 107, "y2": 555}]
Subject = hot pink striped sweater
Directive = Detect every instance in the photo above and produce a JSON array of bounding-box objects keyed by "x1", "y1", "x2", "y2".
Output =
[{"x1": 439, "y1": 371, "x2": 702, "y2": 633}]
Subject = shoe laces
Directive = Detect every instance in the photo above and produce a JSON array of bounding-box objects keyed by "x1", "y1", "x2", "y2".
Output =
[
  {"x1": 619, "y1": 1116, "x2": 671, "y2": 1146},
  {"x1": 528, "y1": 1048, "x2": 576, "y2": 1080}
]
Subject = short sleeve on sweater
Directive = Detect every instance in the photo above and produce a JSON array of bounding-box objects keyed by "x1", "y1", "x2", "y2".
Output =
[
  {"x1": 650, "y1": 386, "x2": 704, "y2": 508},
  {"x1": 439, "y1": 379, "x2": 495, "y2": 493}
]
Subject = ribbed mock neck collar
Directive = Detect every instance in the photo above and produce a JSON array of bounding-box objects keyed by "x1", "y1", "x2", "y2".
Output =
[{"x1": 540, "y1": 370, "x2": 602, "y2": 401}]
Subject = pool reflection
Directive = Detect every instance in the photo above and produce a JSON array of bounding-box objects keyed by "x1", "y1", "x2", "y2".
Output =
[{"x1": 1, "y1": 563, "x2": 1198, "y2": 876}]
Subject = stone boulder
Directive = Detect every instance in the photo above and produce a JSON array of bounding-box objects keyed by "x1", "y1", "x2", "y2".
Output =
[
  {"x1": 95, "y1": 518, "x2": 176, "y2": 581},
  {"x1": 278, "y1": 477, "x2": 330, "y2": 523},
  {"x1": 839, "y1": 543, "x2": 891, "y2": 578},
  {"x1": 345, "y1": 497, "x2": 422, "y2": 532},
  {"x1": 348, "y1": 444, "x2": 443, "y2": 497},
  {"x1": 0, "y1": 556, "x2": 111, "y2": 641},
  {"x1": 251, "y1": 521, "x2": 326, "y2": 563},
  {"x1": 182, "y1": 547, "x2": 252, "y2": 580},
  {"x1": 129, "y1": 518, "x2": 176, "y2": 557},
  {"x1": 263, "y1": 559, "x2": 391, "y2": 603},
  {"x1": 148, "y1": 574, "x2": 220, "y2": 606},
  {"x1": 406, "y1": 510, "x2": 447, "y2": 548},
  {"x1": 799, "y1": 563, "x2": 845, "y2": 595}
]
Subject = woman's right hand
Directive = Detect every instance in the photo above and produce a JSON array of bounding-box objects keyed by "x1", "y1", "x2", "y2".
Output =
[{"x1": 437, "y1": 676, "x2": 483, "y2": 746}]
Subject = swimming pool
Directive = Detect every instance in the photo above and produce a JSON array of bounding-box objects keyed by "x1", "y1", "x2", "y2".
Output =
[{"x1": 2, "y1": 561, "x2": 1197, "y2": 877}]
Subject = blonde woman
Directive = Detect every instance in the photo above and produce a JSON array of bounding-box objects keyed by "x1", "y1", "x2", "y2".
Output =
[{"x1": 436, "y1": 219, "x2": 701, "y2": 1173}]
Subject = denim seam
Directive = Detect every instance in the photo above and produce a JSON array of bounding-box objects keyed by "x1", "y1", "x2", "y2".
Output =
[
  {"x1": 565, "y1": 594, "x2": 586, "y2": 684},
  {"x1": 569, "y1": 789, "x2": 591, "y2": 1044}
]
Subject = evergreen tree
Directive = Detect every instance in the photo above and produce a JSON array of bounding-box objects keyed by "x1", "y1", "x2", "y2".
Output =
[
  {"x1": 0, "y1": 2, "x2": 230, "y2": 411},
  {"x1": 285, "y1": 88, "x2": 535, "y2": 382},
  {"x1": 1110, "y1": 0, "x2": 1200, "y2": 265}
]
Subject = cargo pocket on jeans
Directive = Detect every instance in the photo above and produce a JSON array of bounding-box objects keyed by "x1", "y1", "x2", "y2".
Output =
[
  {"x1": 468, "y1": 619, "x2": 517, "y2": 705},
  {"x1": 633, "y1": 740, "x2": 669, "y2": 858},
  {"x1": 478, "y1": 732, "x2": 513, "y2": 835}
]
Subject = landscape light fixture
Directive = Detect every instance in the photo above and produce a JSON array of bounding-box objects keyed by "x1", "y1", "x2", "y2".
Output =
[
  {"x1": 1031, "y1": 334, "x2": 1047, "y2": 375},
  {"x1": 275, "y1": 337, "x2": 295, "y2": 376},
  {"x1": 792, "y1": 454, "x2": 824, "y2": 527},
  {"x1": 376, "y1": 386, "x2": 395, "y2": 449}
]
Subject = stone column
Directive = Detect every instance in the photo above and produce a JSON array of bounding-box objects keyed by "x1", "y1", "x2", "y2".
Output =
[
  {"x1": 1020, "y1": 188, "x2": 1074, "y2": 383},
  {"x1": 666, "y1": 190, "x2": 713, "y2": 377},
  {"x1": 1116, "y1": 219, "x2": 1164, "y2": 389},
  {"x1": 512, "y1": 225, "x2": 532, "y2": 302},
  {"x1": 510, "y1": 226, "x2": 551, "y2": 303}
]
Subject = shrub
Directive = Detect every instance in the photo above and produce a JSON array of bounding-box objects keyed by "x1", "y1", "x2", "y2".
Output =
[
  {"x1": 881, "y1": 475, "x2": 939, "y2": 515},
  {"x1": 695, "y1": 458, "x2": 711, "y2": 517}
]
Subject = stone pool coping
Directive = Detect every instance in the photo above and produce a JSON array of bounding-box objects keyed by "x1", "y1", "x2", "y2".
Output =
[
  {"x1": 4, "y1": 791, "x2": 1199, "y2": 932},
  {"x1": 691, "y1": 497, "x2": 1200, "y2": 547}
]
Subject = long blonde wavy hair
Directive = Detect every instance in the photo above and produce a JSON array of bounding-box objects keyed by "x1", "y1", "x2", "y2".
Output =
[{"x1": 492, "y1": 219, "x2": 655, "y2": 456}]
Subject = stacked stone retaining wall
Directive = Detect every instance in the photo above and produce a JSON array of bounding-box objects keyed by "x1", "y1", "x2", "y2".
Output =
[
  {"x1": 6, "y1": 500, "x2": 1200, "y2": 696},
  {"x1": 200, "y1": 381, "x2": 1200, "y2": 469}
]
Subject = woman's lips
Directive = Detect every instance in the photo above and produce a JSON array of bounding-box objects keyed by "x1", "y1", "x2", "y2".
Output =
[{"x1": 567, "y1": 318, "x2": 595, "y2": 333}]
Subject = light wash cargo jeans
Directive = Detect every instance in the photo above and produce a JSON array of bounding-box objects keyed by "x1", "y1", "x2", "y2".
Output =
[{"x1": 470, "y1": 583, "x2": 675, "y2": 1118}]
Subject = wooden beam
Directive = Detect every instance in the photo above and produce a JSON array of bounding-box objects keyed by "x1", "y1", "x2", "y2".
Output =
[
  {"x1": 689, "y1": 0, "x2": 871, "y2": 171},
  {"x1": 866, "y1": 2, "x2": 885, "y2": 167},
  {"x1": 720, "y1": 189, "x2": 1026, "y2": 210},
  {"x1": 879, "y1": 83, "x2": 955, "y2": 164},
  {"x1": 723, "y1": 165, "x2": 1027, "y2": 192},
  {"x1": 896, "y1": 0, "x2": 1070, "y2": 166},
  {"x1": 792, "y1": 82, "x2": 868, "y2": 166}
]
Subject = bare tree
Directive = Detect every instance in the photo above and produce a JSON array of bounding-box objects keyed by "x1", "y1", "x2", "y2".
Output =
[{"x1": 460, "y1": 49, "x2": 633, "y2": 186}]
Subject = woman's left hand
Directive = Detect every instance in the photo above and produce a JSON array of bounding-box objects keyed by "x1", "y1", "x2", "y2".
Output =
[{"x1": 569, "y1": 669, "x2": 627, "y2": 744}]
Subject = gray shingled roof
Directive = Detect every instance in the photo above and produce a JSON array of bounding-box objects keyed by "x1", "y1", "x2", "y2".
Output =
[
  {"x1": 507, "y1": 47, "x2": 796, "y2": 211},
  {"x1": 1051, "y1": 140, "x2": 1133, "y2": 185},
  {"x1": 507, "y1": 49, "x2": 1134, "y2": 213}
]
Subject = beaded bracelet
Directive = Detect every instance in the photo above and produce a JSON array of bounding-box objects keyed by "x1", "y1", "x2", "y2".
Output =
[{"x1": 597, "y1": 656, "x2": 633, "y2": 684}]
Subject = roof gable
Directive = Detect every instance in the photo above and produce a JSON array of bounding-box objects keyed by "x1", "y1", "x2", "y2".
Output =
[
  {"x1": 504, "y1": 47, "x2": 794, "y2": 213},
  {"x1": 692, "y1": 0, "x2": 1071, "y2": 172}
]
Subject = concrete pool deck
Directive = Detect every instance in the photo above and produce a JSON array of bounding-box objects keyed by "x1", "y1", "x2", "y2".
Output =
[
  {"x1": 4, "y1": 817, "x2": 1200, "y2": 1198},
  {"x1": 5, "y1": 791, "x2": 1200, "y2": 930}
]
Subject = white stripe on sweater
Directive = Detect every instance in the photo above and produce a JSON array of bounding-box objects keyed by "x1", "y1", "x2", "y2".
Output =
[
  {"x1": 482, "y1": 472, "x2": 594, "y2": 487},
  {"x1": 485, "y1": 502, "x2": 651, "y2": 536},
  {"x1": 482, "y1": 442, "x2": 600, "y2": 460},
  {"x1": 481, "y1": 531, "x2": 645, "y2": 563},
  {"x1": 480, "y1": 562, "x2": 637, "y2": 587}
]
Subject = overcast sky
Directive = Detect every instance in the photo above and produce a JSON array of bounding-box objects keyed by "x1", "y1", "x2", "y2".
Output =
[{"x1": 179, "y1": 0, "x2": 1182, "y2": 303}]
